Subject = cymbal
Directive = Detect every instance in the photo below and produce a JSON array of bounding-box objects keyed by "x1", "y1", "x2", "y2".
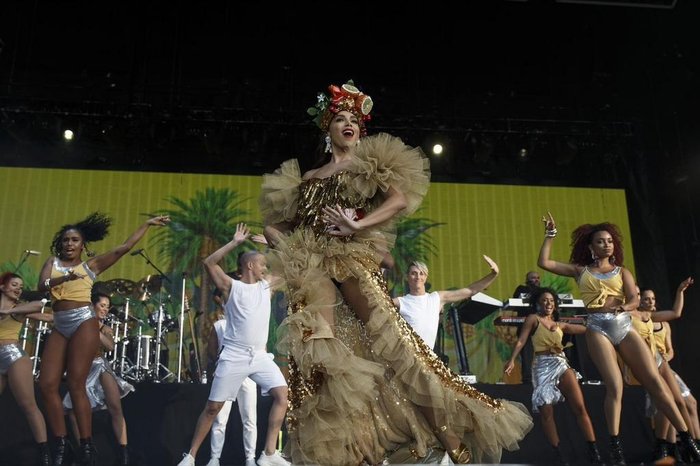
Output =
[
  {"x1": 19, "y1": 290, "x2": 50, "y2": 303},
  {"x1": 133, "y1": 275, "x2": 163, "y2": 301},
  {"x1": 97, "y1": 279, "x2": 136, "y2": 297}
]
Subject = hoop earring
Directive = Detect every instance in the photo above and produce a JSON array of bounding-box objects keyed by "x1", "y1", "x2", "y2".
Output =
[
  {"x1": 324, "y1": 135, "x2": 332, "y2": 153},
  {"x1": 610, "y1": 255, "x2": 616, "y2": 265},
  {"x1": 84, "y1": 243, "x2": 96, "y2": 258}
]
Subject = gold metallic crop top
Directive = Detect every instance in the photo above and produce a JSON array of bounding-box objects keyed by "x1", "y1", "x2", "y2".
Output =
[
  {"x1": 531, "y1": 320, "x2": 569, "y2": 354},
  {"x1": 0, "y1": 315, "x2": 23, "y2": 340},
  {"x1": 50, "y1": 260, "x2": 96, "y2": 302},
  {"x1": 296, "y1": 172, "x2": 368, "y2": 237},
  {"x1": 577, "y1": 266, "x2": 625, "y2": 309}
]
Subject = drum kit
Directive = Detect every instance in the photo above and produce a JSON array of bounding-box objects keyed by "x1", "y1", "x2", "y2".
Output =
[{"x1": 20, "y1": 274, "x2": 198, "y2": 384}]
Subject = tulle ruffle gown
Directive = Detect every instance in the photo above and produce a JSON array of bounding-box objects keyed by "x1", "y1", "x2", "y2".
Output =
[{"x1": 261, "y1": 133, "x2": 532, "y2": 465}]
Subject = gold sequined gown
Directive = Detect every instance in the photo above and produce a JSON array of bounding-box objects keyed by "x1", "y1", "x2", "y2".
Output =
[{"x1": 260, "y1": 133, "x2": 532, "y2": 465}]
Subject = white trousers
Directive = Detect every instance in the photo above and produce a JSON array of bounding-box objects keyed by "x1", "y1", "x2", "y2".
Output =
[{"x1": 210, "y1": 377, "x2": 257, "y2": 460}]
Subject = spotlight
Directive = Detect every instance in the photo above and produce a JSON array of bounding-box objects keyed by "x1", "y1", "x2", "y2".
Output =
[
  {"x1": 63, "y1": 129, "x2": 75, "y2": 141},
  {"x1": 432, "y1": 144, "x2": 444, "y2": 156}
]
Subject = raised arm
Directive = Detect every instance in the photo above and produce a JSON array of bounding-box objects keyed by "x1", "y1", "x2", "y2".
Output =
[
  {"x1": 537, "y1": 212, "x2": 580, "y2": 278},
  {"x1": 203, "y1": 223, "x2": 250, "y2": 300},
  {"x1": 88, "y1": 215, "x2": 170, "y2": 275},
  {"x1": 438, "y1": 255, "x2": 499, "y2": 305},
  {"x1": 323, "y1": 185, "x2": 408, "y2": 236},
  {"x1": 504, "y1": 314, "x2": 538, "y2": 375},
  {"x1": 651, "y1": 277, "x2": 694, "y2": 322}
]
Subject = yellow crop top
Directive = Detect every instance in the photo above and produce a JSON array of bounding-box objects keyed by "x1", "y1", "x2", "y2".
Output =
[
  {"x1": 653, "y1": 322, "x2": 668, "y2": 357},
  {"x1": 577, "y1": 266, "x2": 625, "y2": 309},
  {"x1": 50, "y1": 260, "x2": 96, "y2": 302},
  {"x1": 531, "y1": 320, "x2": 570, "y2": 354},
  {"x1": 0, "y1": 315, "x2": 23, "y2": 340},
  {"x1": 631, "y1": 316, "x2": 656, "y2": 356}
]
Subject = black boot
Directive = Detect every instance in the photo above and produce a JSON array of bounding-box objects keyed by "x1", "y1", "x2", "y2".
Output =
[
  {"x1": 78, "y1": 438, "x2": 97, "y2": 466},
  {"x1": 37, "y1": 442, "x2": 50, "y2": 466},
  {"x1": 609, "y1": 436, "x2": 626, "y2": 466},
  {"x1": 552, "y1": 444, "x2": 570, "y2": 466},
  {"x1": 679, "y1": 431, "x2": 700, "y2": 463},
  {"x1": 587, "y1": 441, "x2": 602, "y2": 464},
  {"x1": 653, "y1": 438, "x2": 671, "y2": 463},
  {"x1": 673, "y1": 441, "x2": 686, "y2": 464},
  {"x1": 51, "y1": 436, "x2": 69, "y2": 466},
  {"x1": 119, "y1": 444, "x2": 130, "y2": 466}
]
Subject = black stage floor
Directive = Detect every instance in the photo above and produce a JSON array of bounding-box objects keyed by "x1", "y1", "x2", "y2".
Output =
[{"x1": 0, "y1": 383, "x2": 655, "y2": 465}]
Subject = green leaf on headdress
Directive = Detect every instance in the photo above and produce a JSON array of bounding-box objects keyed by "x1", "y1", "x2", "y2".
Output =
[{"x1": 307, "y1": 107, "x2": 318, "y2": 116}]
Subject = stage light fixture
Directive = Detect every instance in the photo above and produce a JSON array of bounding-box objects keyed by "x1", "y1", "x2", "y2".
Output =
[
  {"x1": 63, "y1": 129, "x2": 75, "y2": 141},
  {"x1": 432, "y1": 143, "x2": 444, "y2": 156}
]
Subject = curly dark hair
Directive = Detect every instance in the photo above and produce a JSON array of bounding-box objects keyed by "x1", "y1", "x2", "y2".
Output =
[
  {"x1": 529, "y1": 287, "x2": 561, "y2": 321},
  {"x1": 50, "y1": 212, "x2": 112, "y2": 258},
  {"x1": 0, "y1": 272, "x2": 22, "y2": 287},
  {"x1": 569, "y1": 222, "x2": 624, "y2": 267}
]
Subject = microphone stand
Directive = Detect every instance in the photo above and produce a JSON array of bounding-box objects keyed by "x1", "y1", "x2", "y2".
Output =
[
  {"x1": 177, "y1": 273, "x2": 186, "y2": 382},
  {"x1": 13, "y1": 251, "x2": 30, "y2": 273},
  {"x1": 31, "y1": 300, "x2": 50, "y2": 378}
]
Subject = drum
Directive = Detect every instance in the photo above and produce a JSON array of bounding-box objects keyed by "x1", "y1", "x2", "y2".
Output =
[
  {"x1": 127, "y1": 335, "x2": 152, "y2": 370},
  {"x1": 148, "y1": 309, "x2": 177, "y2": 332}
]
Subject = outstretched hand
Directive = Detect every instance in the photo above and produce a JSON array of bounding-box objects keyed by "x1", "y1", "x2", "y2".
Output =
[
  {"x1": 251, "y1": 234, "x2": 268, "y2": 245},
  {"x1": 678, "y1": 277, "x2": 694, "y2": 293},
  {"x1": 504, "y1": 360, "x2": 515, "y2": 375},
  {"x1": 147, "y1": 215, "x2": 171, "y2": 226},
  {"x1": 483, "y1": 255, "x2": 499, "y2": 275},
  {"x1": 541, "y1": 211, "x2": 556, "y2": 231},
  {"x1": 322, "y1": 205, "x2": 359, "y2": 236},
  {"x1": 233, "y1": 223, "x2": 250, "y2": 243}
]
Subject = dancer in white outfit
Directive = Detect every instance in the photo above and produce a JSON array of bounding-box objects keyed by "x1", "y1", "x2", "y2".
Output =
[
  {"x1": 178, "y1": 223, "x2": 289, "y2": 466},
  {"x1": 393, "y1": 255, "x2": 500, "y2": 349}
]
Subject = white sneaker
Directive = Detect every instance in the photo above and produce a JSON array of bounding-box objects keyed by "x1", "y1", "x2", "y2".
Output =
[
  {"x1": 257, "y1": 450, "x2": 291, "y2": 466},
  {"x1": 177, "y1": 453, "x2": 195, "y2": 466},
  {"x1": 244, "y1": 458, "x2": 257, "y2": 466},
  {"x1": 205, "y1": 458, "x2": 220, "y2": 466}
]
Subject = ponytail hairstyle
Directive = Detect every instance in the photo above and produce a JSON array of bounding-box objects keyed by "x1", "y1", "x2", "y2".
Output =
[{"x1": 50, "y1": 212, "x2": 112, "y2": 258}]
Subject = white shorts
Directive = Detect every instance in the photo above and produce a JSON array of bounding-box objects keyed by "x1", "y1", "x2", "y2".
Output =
[{"x1": 209, "y1": 347, "x2": 286, "y2": 402}]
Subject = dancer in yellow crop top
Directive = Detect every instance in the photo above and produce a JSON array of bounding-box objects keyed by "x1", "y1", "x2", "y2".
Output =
[
  {"x1": 37, "y1": 212, "x2": 169, "y2": 466},
  {"x1": 0, "y1": 272, "x2": 54, "y2": 465},
  {"x1": 537, "y1": 212, "x2": 700, "y2": 464},
  {"x1": 635, "y1": 284, "x2": 699, "y2": 460},
  {"x1": 504, "y1": 287, "x2": 600, "y2": 464}
]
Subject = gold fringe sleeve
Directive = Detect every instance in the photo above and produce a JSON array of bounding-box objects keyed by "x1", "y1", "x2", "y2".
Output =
[
  {"x1": 350, "y1": 133, "x2": 431, "y2": 216},
  {"x1": 259, "y1": 158, "x2": 302, "y2": 224}
]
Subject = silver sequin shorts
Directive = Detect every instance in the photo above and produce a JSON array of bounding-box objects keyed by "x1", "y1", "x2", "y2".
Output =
[
  {"x1": 531, "y1": 353, "x2": 581, "y2": 413},
  {"x1": 0, "y1": 343, "x2": 27, "y2": 374},
  {"x1": 63, "y1": 356, "x2": 134, "y2": 411},
  {"x1": 53, "y1": 305, "x2": 95, "y2": 338},
  {"x1": 586, "y1": 312, "x2": 632, "y2": 346}
]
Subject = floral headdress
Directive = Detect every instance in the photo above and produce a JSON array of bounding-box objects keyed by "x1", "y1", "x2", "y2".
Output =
[{"x1": 307, "y1": 80, "x2": 373, "y2": 136}]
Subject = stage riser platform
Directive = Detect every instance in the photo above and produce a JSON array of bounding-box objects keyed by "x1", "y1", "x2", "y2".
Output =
[{"x1": 0, "y1": 383, "x2": 655, "y2": 465}]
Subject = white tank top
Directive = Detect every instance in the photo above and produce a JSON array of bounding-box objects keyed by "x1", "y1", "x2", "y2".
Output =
[
  {"x1": 222, "y1": 278, "x2": 270, "y2": 350},
  {"x1": 397, "y1": 291, "x2": 442, "y2": 348}
]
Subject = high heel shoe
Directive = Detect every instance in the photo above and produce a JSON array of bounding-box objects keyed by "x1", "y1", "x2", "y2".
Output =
[
  {"x1": 447, "y1": 443, "x2": 471, "y2": 464},
  {"x1": 679, "y1": 431, "x2": 700, "y2": 463},
  {"x1": 37, "y1": 441, "x2": 50, "y2": 466},
  {"x1": 609, "y1": 436, "x2": 626, "y2": 466},
  {"x1": 51, "y1": 436, "x2": 70, "y2": 466},
  {"x1": 587, "y1": 441, "x2": 602, "y2": 464},
  {"x1": 78, "y1": 438, "x2": 97, "y2": 466}
]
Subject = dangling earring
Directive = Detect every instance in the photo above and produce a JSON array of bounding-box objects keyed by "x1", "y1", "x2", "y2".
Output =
[
  {"x1": 590, "y1": 249, "x2": 598, "y2": 266},
  {"x1": 610, "y1": 255, "x2": 616, "y2": 265},
  {"x1": 324, "y1": 134, "x2": 332, "y2": 153},
  {"x1": 356, "y1": 139, "x2": 361, "y2": 147},
  {"x1": 84, "y1": 243, "x2": 96, "y2": 258}
]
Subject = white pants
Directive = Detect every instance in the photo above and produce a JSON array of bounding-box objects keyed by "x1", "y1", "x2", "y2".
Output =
[{"x1": 210, "y1": 377, "x2": 257, "y2": 460}]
